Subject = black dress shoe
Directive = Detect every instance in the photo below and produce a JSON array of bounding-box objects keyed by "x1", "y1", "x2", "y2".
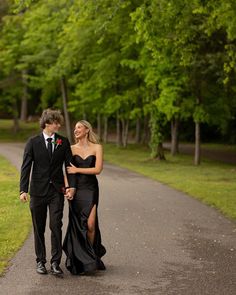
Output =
[
  {"x1": 51, "y1": 262, "x2": 63, "y2": 275},
  {"x1": 36, "y1": 262, "x2": 47, "y2": 274},
  {"x1": 97, "y1": 258, "x2": 106, "y2": 271}
]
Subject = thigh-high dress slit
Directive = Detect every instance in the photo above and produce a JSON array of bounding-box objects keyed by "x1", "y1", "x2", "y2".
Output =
[{"x1": 63, "y1": 155, "x2": 106, "y2": 274}]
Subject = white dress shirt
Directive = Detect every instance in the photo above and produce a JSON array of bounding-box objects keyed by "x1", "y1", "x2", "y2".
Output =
[{"x1": 43, "y1": 132, "x2": 55, "y2": 153}]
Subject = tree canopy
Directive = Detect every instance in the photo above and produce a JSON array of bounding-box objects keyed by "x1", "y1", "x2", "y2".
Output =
[{"x1": 1, "y1": 0, "x2": 236, "y2": 164}]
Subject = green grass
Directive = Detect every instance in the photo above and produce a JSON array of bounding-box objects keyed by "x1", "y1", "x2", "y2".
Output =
[
  {"x1": 180, "y1": 142, "x2": 236, "y2": 152},
  {"x1": 0, "y1": 156, "x2": 31, "y2": 276},
  {"x1": 104, "y1": 143, "x2": 236, "y2": 220},
  {"x1": 0, "y1": 119, "x2": 39, "y2": 142}
]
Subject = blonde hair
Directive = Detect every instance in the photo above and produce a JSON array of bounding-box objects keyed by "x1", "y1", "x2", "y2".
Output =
[{"x1": 75, "y1": 120, "x2": 100, "y2": 144}]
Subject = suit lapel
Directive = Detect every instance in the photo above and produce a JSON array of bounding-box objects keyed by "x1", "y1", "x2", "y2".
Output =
[
  {"x1": 52, "y1": 133, "x2": 62, "y2": 157},
  {"x1": 38, "y1": 133, "x2": 62, "y2": 161},
  {"x1": 39, "y1": 133, "x2": 51, "y2": 160}
]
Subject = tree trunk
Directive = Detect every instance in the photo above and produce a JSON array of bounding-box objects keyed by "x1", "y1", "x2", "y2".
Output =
[
  {"x1": 97, "y1": 113, "x2": 102, "y2": 140},
  {"x1": 156, "y1": 142, "x2": 166, "y2": 160},
  {"x1": 116, "y1": 111, "x2": 122, "y2": 147},
  {"x1": 12, "y1": 98, "x2": 19, "y2": 134},
  {"x1": 194, "y1": 121, "x2": 201, "y2": 165},
  {"x1": 103, "y1": 116, "x2": 108, "y2": 144},
  {"x1": 121, "y1": 118, "x2": 129, "y2": 148},
  {"x1": 80, "y1": 105, "x2": 86, "y2": 120},
  {"x1": 135, "y1": 117, "x2": 141, "y2": 144},
  {"x1": 60, "y1": 77, "x2": 72, "y2": 143},
  {"x1": 149, "y1": 109, "x2": 166, "y2": 160},
  {"x1": 20, "y1": 70, "x2": 27, "y2": 121},
  {"x1": 171, "y1": 118, "x2": 179, "y2": 156},
  {"x1": 142, "y1": 115, "x2": 150, "y2": 144}
]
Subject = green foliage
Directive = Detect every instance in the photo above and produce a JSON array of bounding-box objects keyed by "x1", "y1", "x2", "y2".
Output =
[
  {"x1": 149, "y1": 106, "x2": 166, "y2": 158},
  {"x1": 1, "y1": 0, "x2": 236, "y2": 147}
]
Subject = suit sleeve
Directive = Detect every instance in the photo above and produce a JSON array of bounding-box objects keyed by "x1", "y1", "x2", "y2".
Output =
[
  {"x1": 20, "y1": 138, "x2": 33, "y2": 193},
  {"x1": 64, "y1": 138, "x2": 76, "y2": 188}
]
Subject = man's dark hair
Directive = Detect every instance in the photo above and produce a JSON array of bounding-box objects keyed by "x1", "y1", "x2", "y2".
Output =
[{"x1": 39, "y1": 109, "x2": 64, "y2": 129}]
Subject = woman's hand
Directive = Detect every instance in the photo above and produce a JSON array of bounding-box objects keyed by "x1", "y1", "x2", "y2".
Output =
[
  {"x1": 64, "y1": 188, "x2": 75, "y2": 200},
  {"x1": 66, "y1": 163, "x2": 78, "y2": 174}
]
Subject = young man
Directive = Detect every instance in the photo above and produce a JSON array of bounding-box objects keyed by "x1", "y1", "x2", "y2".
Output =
[{"x1": 19, "y1": 109, "x2": 75, "y2": 275}]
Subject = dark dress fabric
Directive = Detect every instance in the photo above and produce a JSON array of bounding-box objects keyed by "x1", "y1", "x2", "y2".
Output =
[{"x1": 63, "y1": 155, "x2": 106, "y2": 274}]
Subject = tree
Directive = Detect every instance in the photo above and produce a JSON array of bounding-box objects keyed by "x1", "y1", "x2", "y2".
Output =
[{"x1": 0, "y1": 2, "x2": 26, "y2": 130}]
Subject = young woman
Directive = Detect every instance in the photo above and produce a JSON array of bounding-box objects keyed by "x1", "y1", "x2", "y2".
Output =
[{"x1": 63, "y1": 120, "x2": 106, "y2": 275}]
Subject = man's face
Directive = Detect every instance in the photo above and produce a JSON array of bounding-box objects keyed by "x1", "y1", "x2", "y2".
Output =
[{"x1": 45, "y1": 121, "x2": 61, "y2": 134}]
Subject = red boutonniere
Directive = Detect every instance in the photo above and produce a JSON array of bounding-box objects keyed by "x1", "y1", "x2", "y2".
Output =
[{"x1": 53, "y1": 138, "x2": 62, "y2": 149}]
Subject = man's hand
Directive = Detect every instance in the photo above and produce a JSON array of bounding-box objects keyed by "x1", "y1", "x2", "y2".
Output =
[
  {"x1": 64, "y1": 188, "x2": 76, "y2": 200},
  {"x1": 20, "y1": 192, "x2": 28, "y2": 202}
]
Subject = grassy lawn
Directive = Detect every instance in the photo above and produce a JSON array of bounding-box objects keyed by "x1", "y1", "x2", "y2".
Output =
[
  {"x1": 104, "y1": 143, "x2": 236, "y2": 220},
  {"x1": 0, "y1": 119, "x2": 39, "y2": 142},
  {"x1": 0, "y1": 156, "x2": 31, "y2": 276},
  {"x1": 201, "y1": 143, "x2": 236, "y2": 151}
]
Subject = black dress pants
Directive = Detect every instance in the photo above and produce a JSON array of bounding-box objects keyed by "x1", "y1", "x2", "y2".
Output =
[{"x1": 30, "y1": 185, "x2": 64, "y2": 264}]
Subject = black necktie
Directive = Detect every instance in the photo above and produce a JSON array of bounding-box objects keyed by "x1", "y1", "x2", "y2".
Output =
[{"x1": 47, "y1": 138, "x2": 53, "y2": 158}]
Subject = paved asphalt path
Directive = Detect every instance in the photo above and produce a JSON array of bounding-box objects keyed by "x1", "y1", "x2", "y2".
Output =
[{"x1": 0, "y1": 143, "x2": 236, "y2": 295}]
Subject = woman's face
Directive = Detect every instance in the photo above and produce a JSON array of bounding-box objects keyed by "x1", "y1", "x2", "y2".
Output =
[{"x1": 74, "y1": 122, "x2": 88, "y2": 140}]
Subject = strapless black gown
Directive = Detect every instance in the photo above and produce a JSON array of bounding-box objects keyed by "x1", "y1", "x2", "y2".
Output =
[{"x1": 63, "y1": 155, "x2": 106, "y2": 274}]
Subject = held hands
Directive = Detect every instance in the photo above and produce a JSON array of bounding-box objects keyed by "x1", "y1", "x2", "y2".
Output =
[
  {"x1": 20, "y1": 189, "x2": 75, "y2": 201},
  {"x1": 64, "y1": 188, "x2": 75, "y2": 201},
  {"x1": 20, "y1": 192, "x2": 28, "y2": 202},
  {"x1": 66, "y1": 163, "x2": 77, "y2": 174}
]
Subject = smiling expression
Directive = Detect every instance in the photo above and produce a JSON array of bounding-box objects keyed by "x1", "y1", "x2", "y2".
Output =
[{"x1": 74, "y1": 122, "x2": 89, "y2": 140}]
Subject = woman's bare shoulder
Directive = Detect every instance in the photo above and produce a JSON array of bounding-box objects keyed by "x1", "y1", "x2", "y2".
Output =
[
  {"x1": 94, "y1": 143, "x2": 102, "y2": 148},
  {"x1": 94, "y1": 143, "x2": 102, "y2": 153}
]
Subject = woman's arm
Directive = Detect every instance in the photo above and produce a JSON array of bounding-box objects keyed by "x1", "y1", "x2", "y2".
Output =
[{"x1": 67, "y1": 144, "x2": 103, "y2": 175}]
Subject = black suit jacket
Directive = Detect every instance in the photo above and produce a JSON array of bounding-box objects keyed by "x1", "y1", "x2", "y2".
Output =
[{"x1": 20, "y1": 133, "x2": 75, "y2": 196}]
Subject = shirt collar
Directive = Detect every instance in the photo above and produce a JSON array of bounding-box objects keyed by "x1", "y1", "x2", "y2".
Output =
[{"x1": 43, "y1": 132, "x2": 55, "y2": 142}]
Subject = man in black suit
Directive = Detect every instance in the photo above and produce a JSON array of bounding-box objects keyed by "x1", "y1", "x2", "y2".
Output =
[{"x1": 20, "y1": 109, "x2": 75, "y2": 275}]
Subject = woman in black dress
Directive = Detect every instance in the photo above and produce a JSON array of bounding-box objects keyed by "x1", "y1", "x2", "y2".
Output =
[{"x1": 63, "y1": 120, "x2": 106, "y2": 275}]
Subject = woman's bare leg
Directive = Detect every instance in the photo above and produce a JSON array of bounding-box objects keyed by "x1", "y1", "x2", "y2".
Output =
[{"x1": 87, "y1": 205, "x2": 96, "y2": 245}]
